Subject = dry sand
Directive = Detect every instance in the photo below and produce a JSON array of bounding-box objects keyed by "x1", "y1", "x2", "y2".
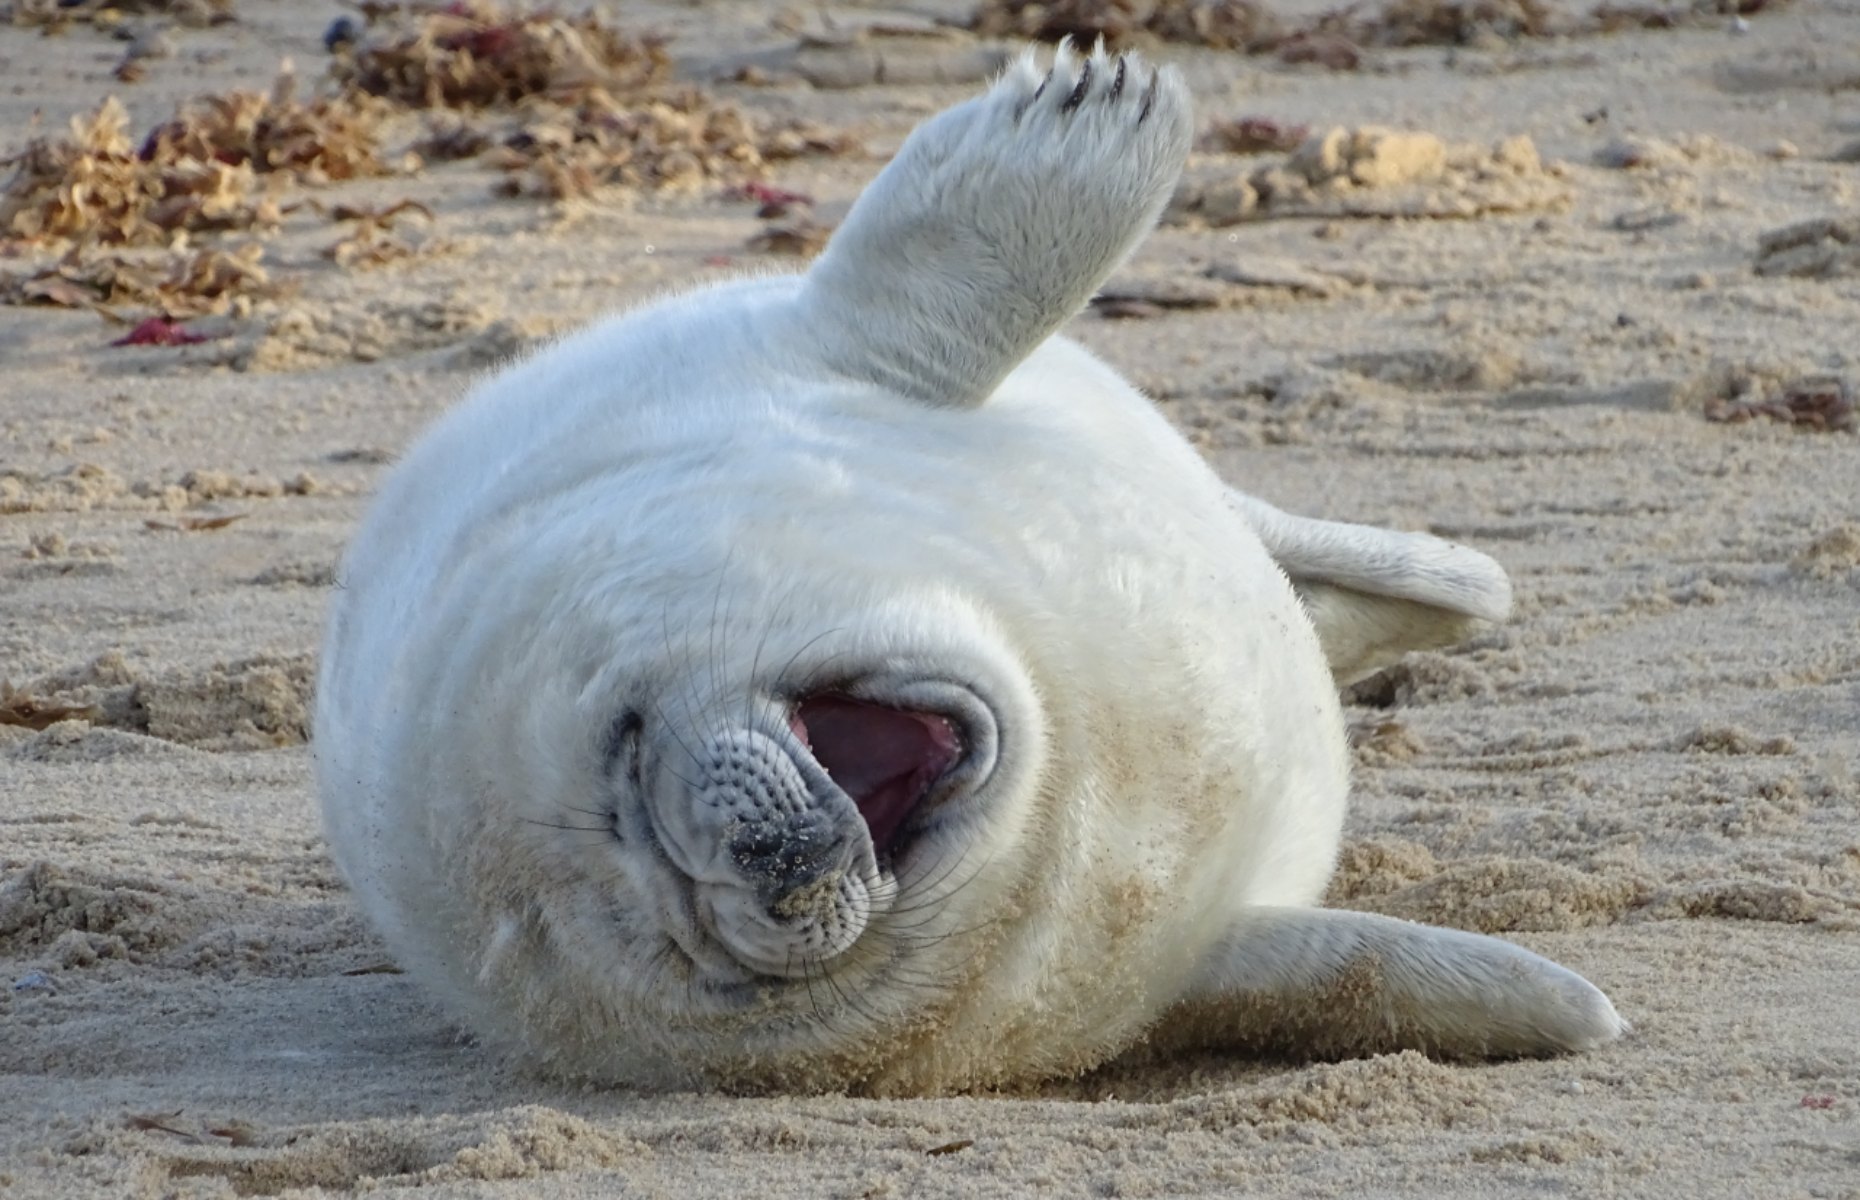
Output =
[{"x1": 2, "y1": 1, "x2": 1858, "y2": 1196}]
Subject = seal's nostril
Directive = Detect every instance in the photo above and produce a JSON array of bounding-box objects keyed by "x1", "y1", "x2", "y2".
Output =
[
  {"x1": 729, "y1": 826, "x2": 787, "y2": 866},
  {"x1": 728, "y1": 817, "x2": 845, "y2": 891}
]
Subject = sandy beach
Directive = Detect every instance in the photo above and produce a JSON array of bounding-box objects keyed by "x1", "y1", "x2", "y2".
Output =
[{"x1": 2, "y1": 0, "x2": 1858, "y2": 1195}]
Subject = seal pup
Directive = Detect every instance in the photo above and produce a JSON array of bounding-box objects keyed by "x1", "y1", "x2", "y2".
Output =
[{"x1": 316, "y1": 42, "x2": 1624, "y2": 1094}]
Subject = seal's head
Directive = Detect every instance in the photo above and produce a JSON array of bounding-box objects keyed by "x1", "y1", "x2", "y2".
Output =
[
  {"x1": 626, "y1": 669, "x2": 996, "y2": 979},
  {"x1": 567, "y1": 580, "x2": 1046, "y2": 1021}
]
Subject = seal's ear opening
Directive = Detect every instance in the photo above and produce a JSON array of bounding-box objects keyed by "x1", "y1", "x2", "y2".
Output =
[{"x1": 1226, "y1": 491, "x2": 1513, "y2": 688}]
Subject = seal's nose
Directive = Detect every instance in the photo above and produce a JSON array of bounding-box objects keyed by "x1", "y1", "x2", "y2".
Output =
[{"x1": 727, "y1": 811, "x2": 850, "y2": 898}]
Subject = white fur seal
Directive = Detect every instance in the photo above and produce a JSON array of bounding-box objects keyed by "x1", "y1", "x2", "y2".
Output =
[{"x1": 316, "y1": 43, "x2": 1624, "y2": 1094}]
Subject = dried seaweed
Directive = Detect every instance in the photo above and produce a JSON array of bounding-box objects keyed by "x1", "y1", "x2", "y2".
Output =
[
  {"x1": 1707, "y1": 378, "x2": 1855, "y2": 432},
  {"x1": 0, "y1": 98, "x2": 282, "y2": 247},
  {"x1": 320, "y1": 199, "x2": 440, "y2": 268},
  {"x1": 0, "y1": 68, "x2": 384, "y2": 247},
  {"x1": 1201, "y1": 116, "x2": 1309, "y2": 154},
  {"x1": 969, "y1": 0, "x2": 1787, "y2": 56},
  {"x1": 969, "y1": 0, "x2": 1283, "y2": 50},
  {"x1": 111, "y1": 27, "x2": 179, "y2": 84},
  {"x1": 1754, "y1": 216, "x2": 1860, "y2": 279},
  {"x1": 489, "y1": 88, "x2": 857, "y2": 199},
  {"x1": 0, "y1": 682, "x2": 102, "y2": 731},
  {"x1": 330, "y1": 0, "x2": 673, "y2": 110},
  {"x1": 411, "y1": 116, "x2": 495, "y2": 162},
  {"x1": 145, "y1": 512, "x2": 249, "y2": 530},
  {"x1": 747, "y1": 216, "x2": 833, "y2": 257},
  {"x1": 724, "y1": 181, "x2": 814, "y2": 215},
  {"x1": 730, "y1": 181, "x2": 833, "y2": 256},
  {"x1": 1591, "y1": 0, "x2": 1782, "y2": 28},
  {"x1": 1, "y1": 244, "x2": 272, "y2": 317},
  {"x1": 139, "y1": 71, "x2": 389, "y2": 184},
  {"x1": 112, "y1": 316, "x2": 215, "y2": 346},
  {"x1": 1352, "y1": 0, "x2": 1556, "y2": 45},
  {"x1": 5, "y1": 0, "x2": 234, "y2": 31}
]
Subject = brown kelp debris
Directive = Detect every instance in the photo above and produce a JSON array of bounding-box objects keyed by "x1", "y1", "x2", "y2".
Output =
[
  {"x1": 726, "y1": 181, "x2": 812, "y2": 214},
  {"x1": 0, "y1": 98, "x2": 279, "y2": 246},
  {"x1": 1201, "y1": 116, "x2": 1309, "y2": 155},
  {"x1": 488, "y1": 88, "x2": 858, "y2": 199},
  {"x1": 969, "y1": 0, "x2": 1787, "y2": 56},
  {"x1": 1348, "y1": 0, "x2": 1555, "y2": 45},
  {"x1": 411, "y1": 115, "x2": 495, "y2": 162},
  {"x1": 110, "y1": 27, "x2": 178, "y2": 84},
  {"x1": 1353, "y1": 0, "x2": 1788, "y2": 42},
  {"x1": 1755, "y1": 216, "x2": 1860, "y2": 280},
  {"x1": 746, "y1": 216, "x2": 833, "y2": 257},
  {"x1": 1, "y1": 69, "x2": 389, "y2": 313},
  {"x1": 1, "y1": 73, "x2": 383, "y2": 249},
  {"x1": 144, "y1": 511, "x2": 248, "y2": 529},
  {"x1": 1, "y1": 243, "x2": 272, "y2": 316},
  {"x1": 139, "y1": 70, "x2": 389, "y2": 184},
  {"x1": 0, "y1": 682, "x2": 102, "y2": 732},
  {"x1": 728, "y1": 182, "x2": 833, "y2": 257},
  {"x1": 330, "y1": 4, "x2": 860, "y2": 199},
  {"x1": 969, "y1": 0, "x2": 1284, "y2": 50},
  {"x1": 1706, "y1": 377, "x2": 1855, "y2": 432},
  {"x1": 330, "y1": 0, "x2": 673, "y2": 109},
  {"x1": 318, "y1": 198, "x2": 441, "y2": 268},
  {"x1": 1590, "y1": 0, "x2": 1785, "y2": 31},
  {"x1": 4, "y1": 0, "x2": 234, "y2": 30},
  {"x1": 744, "y1": 208, "x2": 833, "y2": 254},
  {"x1": 112, "y1": 316, "x2": 218, "y2": 346}
]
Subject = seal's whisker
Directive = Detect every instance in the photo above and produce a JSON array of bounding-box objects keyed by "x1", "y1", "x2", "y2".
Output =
[
  {"x1": 639, "y1": 940, "x2": 679, "y2": 1003},
  {"x1": 813, "y1": 953, "x2": 887, "y2": 1032},
  {"x1": 702, "y1": 555, "x2": 735, "y2": 745},
  {"x1": 772, "y1": 626, "x2": 847, "y2": 702},
  {"x1": 644, "y1": 708, "x2": 706, "y2": 795},
  {"x1": 657, "y1": 602, "x2": 712, "y2": 769},
  {"x1": 885, "y1": 848, "x2": 995, "y2": 922},
  {"x1": 647, "y1": 699, "x2": 707, "y2": 786},
  {"x1": 670, "y1": 588, "x2": 732, "y2": 770},
  {"x1": 885, "y1": 915, "x2": 1006, "y2": 953},
  {"x1": 798, "y1": 953, "x2": 856, "y2": 1038},
  {"x1": 742, "y1": 578, "x2": 803, "y2": 731},
  {"x1": 523, "y1": 820, "x2": 615, "y2": 835}
]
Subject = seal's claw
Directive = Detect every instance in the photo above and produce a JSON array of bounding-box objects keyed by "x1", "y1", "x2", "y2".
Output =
[{"x1": 796, "y1": 42, "x2": 1193, "y2": 410}]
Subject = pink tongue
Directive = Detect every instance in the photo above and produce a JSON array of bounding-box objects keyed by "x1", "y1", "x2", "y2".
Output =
[{"x1": 791, "y1": 696, "x2": 962, "y2": 855}]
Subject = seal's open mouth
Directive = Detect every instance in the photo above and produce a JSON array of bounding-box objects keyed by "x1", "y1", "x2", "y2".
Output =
[{"x1": 791, "y1": 695, "x2": 963, "y2": 858}]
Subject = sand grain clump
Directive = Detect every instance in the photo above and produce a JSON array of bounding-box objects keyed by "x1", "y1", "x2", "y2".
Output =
[{"x1": 1172, "y1": 125, "x2": 1564, "y2": 224}]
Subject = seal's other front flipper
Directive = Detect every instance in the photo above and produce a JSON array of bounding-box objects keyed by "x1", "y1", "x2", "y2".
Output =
[
  {"x1": 796, "y1": 42, "x2": 1193, "y2": 410},
  {"x1": 1169, "y1": 906, "x2": 1625, "y2": 1061},
  {"x1": 1228, "y1": 491, "x2": 1513, "y2": 686}
]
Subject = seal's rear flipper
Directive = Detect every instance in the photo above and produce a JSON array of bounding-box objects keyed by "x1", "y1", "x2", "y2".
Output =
[
  {"x1": 1169, "y1": 907, "x2": 1625, "y2": 1061},
  {"x1": 1228, "y1": 492, "x2": 1513, "y2": 686},
  {"x1": 795, "y1": 42, "x2": 1193, "y2": 410}
]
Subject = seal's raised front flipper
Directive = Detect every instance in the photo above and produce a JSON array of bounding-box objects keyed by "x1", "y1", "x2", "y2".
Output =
[
  {"x1": 1168, "y1": 907, "x2": 1625, "y2": 1061},
  {"x1": 795, "y1": 42, "x2": 1193, "y2": 409},
  {"x1": 1229, "y1": 492, "x2": 1514, "y2": 686}
]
